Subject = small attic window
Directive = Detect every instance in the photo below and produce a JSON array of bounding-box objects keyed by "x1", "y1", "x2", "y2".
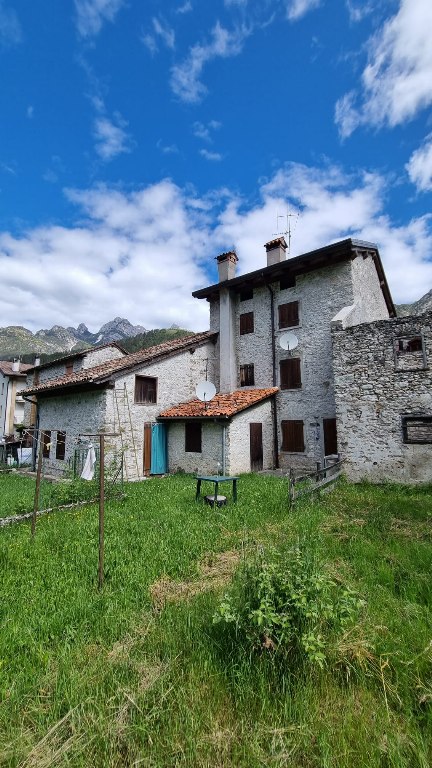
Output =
[
  {"x1": 280, "y1": 273, "x2": 296, "y2": 290},
  {"x1": 135, "y1": 376, "x2": 157, "y2": 404},
  {"x1": 402, "y1": 415, "x2": 432, "y2": 444},
  {"x1": 394, "y1": 335, "x2": 426, "y2": 371},
  {"x1": 239, "y1": 287, "x2": 253, "y2": 301}
]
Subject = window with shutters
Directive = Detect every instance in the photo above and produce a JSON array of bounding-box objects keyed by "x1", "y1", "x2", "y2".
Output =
[
  {"x1": 134, "y1": 376, "x2": 157, "y2": 404},
  {"x1": 280, "y1": 358, "x2": 301, "y2": 389},
  {"x1": 278, "y1": 301, "x2": 299, "y2": 329},
  {"x1": 42, "y1": 430, "x2": 51, "y2": 458},
  {"x1": 239, "y1": 287, "x2": 253, "y2": 301},
  {"x1": 280, "y1": 273, "x2": 296, "y2": 290},
  {"x1": 185, "y1": 421, "x2": 202, "y2": 452},
  {"x1": 402, "y1": 415, "x2": 432, "y2": 444},
  {"x1": 240, "y1": 312, "x2": 254, "y2": 335},
  {"x1": 65, "y1": 361, "x2": 74, "y2": 376},
  {"x1": 240, "y1": 364, "x2": 255, "y2": 386},
  {"x1": 56, "y1": 431, "x2": 66, "y2": 460},
  {"x1": 281, "y1": 420, "x2": 304, "y2": 452}
]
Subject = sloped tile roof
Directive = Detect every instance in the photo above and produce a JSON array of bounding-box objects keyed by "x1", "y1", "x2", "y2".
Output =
[
  {"x1": 158, "y1": 387, "x2": 278, "y2": 420},
  {"x1": 0, "y1": 361, "x2": 33, "y2": 378},
  {"x1": 25, "y1": 331, "x2": 217, "y2": 395},
  {"x1": 27, "y1": 342, "x2": 127, "y2": 372}
]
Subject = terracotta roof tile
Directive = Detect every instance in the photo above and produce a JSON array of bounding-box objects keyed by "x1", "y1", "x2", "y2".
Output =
[
  {"x1": 25, "y1": 331, "x2": 217, "y2": 395},
  {"x1": 158, "y1": 387, "x2": 278, "y2": 420}
]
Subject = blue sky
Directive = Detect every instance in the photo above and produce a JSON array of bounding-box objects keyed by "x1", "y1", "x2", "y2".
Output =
[{"x1": 0, "y1": 0, "x2": 431, "y2": 332}]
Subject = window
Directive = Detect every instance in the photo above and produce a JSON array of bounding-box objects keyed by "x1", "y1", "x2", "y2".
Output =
[
  {"x1": 185, "y1": 421, "x2": 202, "y2": 452},
  {"x1": 240, "y1": 312, "x2": 254, "y2": 335},
  {"x1": 280, "y1": 273, "x2": 296, "y2": 290},
  {"x1": 402, "y1": 415, "x2": 432, "y2": 444},
  {"x1": 394, "y1": 335, "x2": 426, "y2": 371},
  {"x1": 56, "y1": 431, "x2": 66, "y2": 460},
  {"x1": 33, "y1": 370, "x2": 40, "y2": 386},
  {"x1": 135, "y1": 376, "x2": 157, "y2": 404},
  {"x1": 280, "y1": 358, "x2": 301, "y2": 389},
  {"x1": 65, "y1": 361, "x2": 74, "y2": 376},
  {"x1": 278, "y1": 301, "x2": 299, "y2": 329},
  {"x1": 239, "y1": 287, "x2": 253, "y2": 301},
  {"x1": 42, "y1": 430, "x2": 51, "y2": 458},
  {"x1": 281, "y1": 420, "x2": 304, "y2": 452},
  {"x1": 240, "y1": 364, "x2": 255, "y2": 386}
]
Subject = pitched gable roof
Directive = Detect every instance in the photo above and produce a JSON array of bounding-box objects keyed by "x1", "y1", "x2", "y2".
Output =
[
  {"x1": 25, "y1": 331, "x2": 217, "y2": 396},
  {"x1": 158, "y1": 388, "x2": 278, "y2": 420},
  {"x1": 26, "y1": 341, "x2": 127, "y2": 372},
  {"x1": 0, "y1": 361, "x2": 33, "y2": 378}
]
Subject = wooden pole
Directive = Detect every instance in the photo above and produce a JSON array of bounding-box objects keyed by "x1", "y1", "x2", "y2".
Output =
[
  {"x1": 31, "y1": 431, "x2": 44, "y2": 537},
  {"x1": 98, "y1": 434, "x2": 105, "y2": 590}
]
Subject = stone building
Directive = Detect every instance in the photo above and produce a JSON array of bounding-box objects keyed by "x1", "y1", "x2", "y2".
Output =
[
  {"x1": 0, "y1": 360, "x2": 32, "y2": 440},
  {"x1": 332, "y1": 311, "x2": 432, "y2": 483}
]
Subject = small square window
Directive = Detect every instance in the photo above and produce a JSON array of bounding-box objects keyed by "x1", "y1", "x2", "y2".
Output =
[
  {"x1": 280, "y1": 358, "x2": 301, "y2": 389},
  {"x1": 185, "y1": 422, "x2": 202, "y2": 452},
  {"x1": 240, "y1": 364, "x2": 255, "y2": 386},
  {"x1": 402, "y1": 415, "x2": 432, "y2": 444},
  {"x1": 278, "y1": 301, "x2": 299, "y2": 329},
  {"x1": 135, "y1": 376, "x2": 157, "y2": 404},
  {"x1": 280, "y1": 273, "x2": 296, "y2": 290},
  {"x1": 239, "y1": 287, "x2": 253, "y2": 301},
  {"x1": 281, "y1": 420, "x2": 304, "y2": 452},
  {"x1": 240, "y1": 312, "x2": 254, "y2": 335},
  {"x1": 394, "y1": 335, "x2": 426, "y2": 371}
]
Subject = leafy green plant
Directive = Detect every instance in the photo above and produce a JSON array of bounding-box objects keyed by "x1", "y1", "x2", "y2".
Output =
[{"x1": 214, "y1": 545, "x2": 365, "y2": 667}]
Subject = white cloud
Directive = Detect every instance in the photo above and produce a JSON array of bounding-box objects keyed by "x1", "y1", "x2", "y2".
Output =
[
  {"x1": 406, "y1": 134, "x2": 432, "y2": 192},
  {"x1": 143, "y1": 17, "x2": 176, "y2": 53},
  {"x1": 26, "y1": 106, "x2": 34, "y2": 119},
  {"x1": 157, "y1": 139, "x2": 179, "y2": 154},
  {"x1": 1, "y1": 165, "x2": 431, "y2": 334},
  {"x1": 170, "y1": 22, "x2": 249, "y2": 103},
  {"x1": 193, "y1": 120, "x2": 221, "y2": 142},
  {"x1": 200, "y1": 149, "x2": 223, "y2": 161},
  {"x1": 93, "y1": 115, "x2": 132, "y2": 161},
  {"x1": 286, "y1": 0, "x2": 322, "y2": 21},
  {"x1": 176, "y1": 1, "x2": 192, "y2": 13},
  {"x1": 336, "y1": 0, "x2": 432, "y2": 136},
  {"x1": 0, "y1": 1, "x2": 22, "y2": 47},
  {"x1": 345, "y1": 0, "x2": 375, "y2": 22},
  {"x1": 74, "y1": 0, "x2": 125, "y2": 38}
]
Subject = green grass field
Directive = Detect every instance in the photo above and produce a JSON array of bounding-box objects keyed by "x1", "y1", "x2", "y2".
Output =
[{"x1": 0, "y1": 473, "x2": 431, "y2": 767}]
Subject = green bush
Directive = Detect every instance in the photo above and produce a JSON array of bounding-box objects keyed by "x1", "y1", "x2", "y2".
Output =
[{"x1": 214, "y1": 545, "x2": 365, "y2": 668}]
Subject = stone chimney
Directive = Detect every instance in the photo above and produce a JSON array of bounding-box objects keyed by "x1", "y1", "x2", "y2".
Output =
[
  {"x1": 216, "y1": 250, "x2": 238, "y2": 282},
  {"x1": 265, "y1": 236, "x2": 287, "y2": 267},
  {"x1": 34, "y1": 356, "x2": 41, "y2": 367},
  {"x1": 12, "y1": 359, "x2": 20, "y2": 372}
]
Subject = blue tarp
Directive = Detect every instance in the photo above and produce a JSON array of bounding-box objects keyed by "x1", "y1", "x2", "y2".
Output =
[{"x1": 150, "y1": 423, "x2": 168, "y2": 474}]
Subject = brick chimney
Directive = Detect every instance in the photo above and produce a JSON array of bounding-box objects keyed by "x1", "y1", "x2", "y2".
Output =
[
  {"x1": 265, "y1": 236, "x2": 287, "y2": 267},
  {"x1": 216, "y1": 250, "x2": 238, "y2": 282}
]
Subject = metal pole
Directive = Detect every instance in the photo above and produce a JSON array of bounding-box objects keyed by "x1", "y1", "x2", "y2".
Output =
[
  {"x1": 31, "y1": 432, "x2": 44, "y2": 537},
  {"x1": 98, "y1": 434, "x2": 105, "y2": 590}
]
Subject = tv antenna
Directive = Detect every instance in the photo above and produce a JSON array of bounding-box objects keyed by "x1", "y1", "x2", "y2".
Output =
[
  {"x1": 195, "y1": 380, "x2": 216, "y2": 409},
  {"x1": 279, "y1": 331, "x2": 299, "y2": 356},
  {"x1": 273, "y1": 210, "x2": 300, "y2": 255}
]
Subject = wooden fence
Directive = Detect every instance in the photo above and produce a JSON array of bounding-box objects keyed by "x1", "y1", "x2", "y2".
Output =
[{"x1": 288, "y1": 456, "x2": 345, "y2": 506}]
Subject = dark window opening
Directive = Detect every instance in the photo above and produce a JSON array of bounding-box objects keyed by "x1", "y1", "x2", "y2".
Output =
[
  {"x1": 42, "y1": 430, "x2": 51, "y2": 458},
  {"x1": 240, "y1": 364, "x2": 255, "y2": 386},
  {"x1": 65, "y1": 361, "x2": 74, "y2": 376},
  {"x1": 402, "y1": 415, "x2": 432, "y2": 444},
  {"x1": 397, "y1": 336, "x2": 423, "y2": 353},
  {"x1": 56, "y1": 431, "x2": 66, "y2": 460},
  {"x1": 239, "y1": 287, "x2": 253, "y2": 301},
  {"x1": 240, "y1": 312, "x2": 254, "y2": 335},
  {"x1": 135, "y1": 376, "x2": 157, "y2": 404},
  {"x1": 185, "y1": 421, "x2": 202, "y2": 452},
  {"x1": 280, "y1": 358, "x2": 301, "y2": 389},
  {"x1": 280, "y1": 273, "x2": 296, "y2": 290},
  {"x1": 278, "y1": 301, "x2": 299, "y2": 329},
  {"x1": 281, "y1": 420, "x2": 304, "y2": 452}
]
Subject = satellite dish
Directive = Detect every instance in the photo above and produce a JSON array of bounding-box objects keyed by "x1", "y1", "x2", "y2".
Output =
[
  {"x1": 279, "y1": 331, "x2": 299, "y2": 351},
  {"x1": 196, "y1": 380, "x2": 216, "y2": 402}
]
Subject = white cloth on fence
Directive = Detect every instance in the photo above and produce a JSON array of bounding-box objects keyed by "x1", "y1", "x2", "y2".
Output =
[{"x1": 81, "y1": 443, "x2": 96, "y2": 481}]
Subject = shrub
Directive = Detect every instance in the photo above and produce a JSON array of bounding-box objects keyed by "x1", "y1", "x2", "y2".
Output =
[{"x1": 214, "y1": 545, "x2": 365, "y2": 668}]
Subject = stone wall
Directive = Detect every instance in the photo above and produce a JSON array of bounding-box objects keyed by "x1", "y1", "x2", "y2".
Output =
[
  {"x1": 332, "y1": 311, "x2": 432, "y2": 483},
  {"x1": 226, "y1": 398, "x2": 274, "y2": 474},
  {"x1": 167, "y1": 421, "x2": 223, "y2": 475}
]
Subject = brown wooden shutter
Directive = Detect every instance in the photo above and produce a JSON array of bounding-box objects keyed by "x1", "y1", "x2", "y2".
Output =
[
  {"x1": 56, "y1": 431, "x2": 66, "y2": 460},
  {"x1": 240, "y1": 364, "x2": 255, "y2": 386},
  {"x1": 135, "y1": 376, "x2": 157, "y2": 403},
  {"x1": 278, "y1": 301, "x2": 299, "y2": 328},
  {"x1": 323, "y1": 418, "x2": 337, "y2": 455},
  {"x1": 281, "y1": 420, "x2": 304, "y2": 452},
  {"x1": 280, "y1": 358, "x2": 301, "y2": 389},
  {"x1": 185, "y1": 422, "x2": 202, "y2": 452},
  {"x1": 250, "y1": 423, "x2": 263, "y2": 471},
  {"x1": 240, "y1": 312, "x2": 254, "y2": 335}
]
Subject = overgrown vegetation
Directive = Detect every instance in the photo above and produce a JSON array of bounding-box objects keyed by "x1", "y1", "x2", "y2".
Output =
[{"x1": 0, "y1": 474, "x2": 431, "y2": 766}]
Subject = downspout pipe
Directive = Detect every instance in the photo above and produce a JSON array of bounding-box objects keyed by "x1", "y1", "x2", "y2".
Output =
[{"x1": 266, "y1": 285, "x2": 280, "y2": 469}]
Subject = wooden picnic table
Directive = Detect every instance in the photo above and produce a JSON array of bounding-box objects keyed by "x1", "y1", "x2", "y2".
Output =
[{"x1": 195, "y1": 475, "x2": 239, "y2": 503}]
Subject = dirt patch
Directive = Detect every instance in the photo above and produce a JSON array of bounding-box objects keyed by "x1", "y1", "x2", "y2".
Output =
[{"x1": 150, "y1": 549, "x2": 241, "y2": 610}]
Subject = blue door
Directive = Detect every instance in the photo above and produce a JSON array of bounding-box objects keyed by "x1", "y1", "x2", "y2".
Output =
[{"x1": 150, "y1": 423, "x2": 168, "y2": 474}]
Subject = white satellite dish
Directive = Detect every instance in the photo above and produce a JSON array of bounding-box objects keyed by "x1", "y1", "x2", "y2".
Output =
[
  {"x1": 196, "y1": 380, "x2": 216, "y2": 402},
  {"x1": 279, "y1": 331, "x2": 299, "y2": 351}
]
